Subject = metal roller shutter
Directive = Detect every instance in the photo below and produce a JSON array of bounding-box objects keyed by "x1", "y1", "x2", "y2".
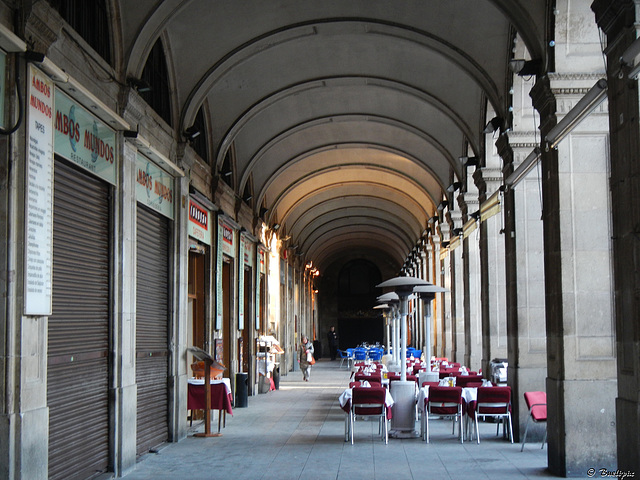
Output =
[
  {"x1": 48, "y1": 159, "x2": 110, "y2": 480},
  {"x1": 136, "y1": 204, "x2": 170, "y2": 455}
]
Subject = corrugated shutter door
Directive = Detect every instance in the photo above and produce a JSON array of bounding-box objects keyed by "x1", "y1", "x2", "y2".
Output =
[
  {"x1": 136, "y1": 204, "x2": 170, "y2": 454},
  {"x1": 48, "y1": 159, "x2": 110, "y2": 480}
]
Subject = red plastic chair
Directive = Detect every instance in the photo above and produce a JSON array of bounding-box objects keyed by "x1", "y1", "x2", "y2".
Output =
[
  {"x1": 456, "y1": 375, "x2": 484, "y2": 387},
  {"x1": 350, "y1": 387, "x2": 389, "y2": 444},
  {"x1": 468, "y1": 386, "x2": 513, "y2": 444},
  {"x1": 521, "y1": 391, "x2": 547, "y2": 451},
  {"x1": 424, "y1": 386, "x2": 464, "y2": 443},
  {"x1": 355, "y1": 372, "x2": 382, "y2": 384}
]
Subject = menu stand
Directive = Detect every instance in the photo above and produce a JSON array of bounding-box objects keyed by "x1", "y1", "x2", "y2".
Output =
[{"x1": 188, "y1": 347, "x2": 224, "y2": 438}]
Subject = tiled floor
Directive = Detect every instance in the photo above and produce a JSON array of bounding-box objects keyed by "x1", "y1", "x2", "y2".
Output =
[{"x1": 122, "y1": 360, "x2": 563, "y2": 480}]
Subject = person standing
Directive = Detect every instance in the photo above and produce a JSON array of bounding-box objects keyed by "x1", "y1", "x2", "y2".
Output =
[
  {"x1": 298, "y1": 335, "x2": 314, "y2": 382},
  {"x1": 327, "y1": 325, "x2": 339, "y2": 361}
]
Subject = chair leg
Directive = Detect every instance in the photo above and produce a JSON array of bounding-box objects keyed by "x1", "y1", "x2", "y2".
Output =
[
  {"x1": 508, "y1": 413, "x2": 514, "y2": 444},
  {"x1": 350, "y1": 410, "x2": 355, "y2": 445},
  {"x1": 344, "y1": 413, "x2": 350, "y2": 442},
  {"x1": 541, "y1": 428, "x2": 547, "y2": 449},
  {"x1": 426, "y1": 410, "x2": 430, "y2": 444},
  {"x1": 460, "y1": 411, "x2": 464, "y2": 444},
  {"x1": 383, "y1": 415, "x2": 388, "y2": 445},
  {"x1": 520, "y1": 415, "x2": 532, "y2": 451},
  {"x1": 475, "y1": 414, "x2": 480, "y2": 444}
]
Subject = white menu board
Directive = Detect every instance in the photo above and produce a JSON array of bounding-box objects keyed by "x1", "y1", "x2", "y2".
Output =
[{"x1": 24, "y1": 65, "x2": 54, "y2": 315}]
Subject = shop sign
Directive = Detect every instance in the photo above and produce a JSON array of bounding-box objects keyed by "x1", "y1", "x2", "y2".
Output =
[
  {"x1": 259, "y1": 249, "x2": 266, "y2": 274},
  {"x1": 135, "y1": 154, "x2": 174, "y2": 219},
  {"x1": 220, "y1": 220, "x2": 234, "y2": 257},
  {"x1": 238, "y1": 235, "x2": 245, "y2": 330},
  {"x1": 24, "y1": 65, "x2": 54, "y2": 315},
  {"x1": 243, "y1": 238, "x2": 254, "y2": 266},
  {"x1": 54, "y1": 90, "x2": 116, "y2": 185},
  {"x1": 0, "y1": 50, "x2": 5, "y2": 129},
  {"x1": 188, "y1": 198, "x2": 211, "y2": 245}
]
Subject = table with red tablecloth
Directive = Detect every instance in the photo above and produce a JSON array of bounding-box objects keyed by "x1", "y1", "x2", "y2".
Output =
[{"x1": 188, "y1": 378, "x2": 233, "y2": 433}]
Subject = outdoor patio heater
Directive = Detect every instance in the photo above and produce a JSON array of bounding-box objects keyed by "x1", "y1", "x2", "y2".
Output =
[
  {"x1": 413, "y1": 284, "x2": 448, "y2": 384},
  {"x1": 377, "y1": 276, "x2": 430, "y2": 437}
]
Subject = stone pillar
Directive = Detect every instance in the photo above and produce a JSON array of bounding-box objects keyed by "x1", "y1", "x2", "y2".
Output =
[
  {"x1": 461, "y1": 193, "x2": 481, "y2": 371},
  {"x1": 474, "y1": 168, "x2": 508, "y2": 378},
  {"x1": 430, "y1": 231, "x2": 444, "y2": 357},
  {"x1": 0, "y1": 65, "x2": 48, "y2": 480},
  {"x1": 531, "y1": 68, "x2": 616, "y2": 474},
  {"x1": 498, "y1": 43, "x2": 548, "y2": 440},
  {"x1": 592, "y1": 0, "x2": 640, "y2": 474},
  {"x1": 446, "y1": 210, "x2": 463, "y2": 362}
]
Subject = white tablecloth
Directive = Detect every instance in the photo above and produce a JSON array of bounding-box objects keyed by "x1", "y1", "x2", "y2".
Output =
[{"x1": 188, "y1": 377, "x2": 232, "y2": 395}]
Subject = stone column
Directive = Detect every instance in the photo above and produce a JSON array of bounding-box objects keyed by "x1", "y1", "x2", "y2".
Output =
[
  {"x1": 461, "y1": 193, "x2": 481, "y2": 371},
  {"x1": 430, "y1": 231, "x2": 444, "y2": 357},
  {"x1": 592, "y1": 0, "x2": 640, "y2": 474},
  {"x1": 531, "y1": 69, "x2": 616, "y2": 474},
  {"x1": 446, "y1": 210, "x2": 463, "y2": 362},
  {"x1": 474, "y1": 168, "x2": 508, "y2": 378}
]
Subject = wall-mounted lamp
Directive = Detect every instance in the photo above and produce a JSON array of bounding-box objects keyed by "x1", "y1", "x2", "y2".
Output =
[
  {"x1": 184, "y1": 126, "x2": 201, "y2": 140},
  {"x1": 259, "y1": 207, "x2": 269, "y2": 218},
  {"x1": 243, "y1": 194, "x2": 253, "y2": 202},
  {"x1": 452, "y1": 228, "x2": 463, "y2": 236},
  {"x1": 460, "y1": 156, "x2": 480, "y2": 167},
  {"x1": 272, "y1": 223, "x2": 280, "y2": 231},
  {"x1": 620, "y1": 36, "x2": 640, "y2": 79},
  {"x1": 446, "y1": 181, "x2": 462, "y2": 193},
  {"x1": 469, "y1": 210, "x2": 481, "y2": 221},
  {"x1": 545, "y1": 79, "x2": 607, "y2": 150},
  {"x1": 222, "y1": 169, "x2": 233, "y2": 178},
  {"x1": 483, "y1": 116, "x2": 504, "y2": 134},
  {"x1": 509, "y1": 59, "x2": 542, "y2": 76},
  {"x1": 437, "y1": 200, "x2": 449, "y2": 211},
  {"x1": 441, "y1": 241, "x2": 450, "y2": 249},
  {"x1": 504, "y1": 147, "x2": 542, "y2": 189},
  {"x1": 126, "y1": 76, "x2": 152, "y2": 93},
  {"x1": 428, "y1": 216, "x2": 438, "y2": 225}
]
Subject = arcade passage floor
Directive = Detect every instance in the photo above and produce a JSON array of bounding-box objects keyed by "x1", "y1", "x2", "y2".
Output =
[{"x1": 122, "y1": 360, "x2": 568, "y2": 480}]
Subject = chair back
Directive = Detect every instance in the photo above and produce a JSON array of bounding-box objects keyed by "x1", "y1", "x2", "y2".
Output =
[
  {"x1": 352, "y1": 387, "x2": 386, "y2": 415},
  {"x1": 524, "y1": 391, "x2": 547, "y2": 421},
  {"x1": 427, "y1": 386, "x2": 462, "y2": 415},
  {"x1": 476, "y1": 386, "x2": 511, "y2": 414},
  {"x1": 456, "y1": 375, "x2": 483, "y2": 387},
  {"x1": 354, "y1": 348, "x2": 367, "y2": 360},
  {"x1": 355, "y1": 372, "x2": 382, "y2": 384},
  {"x1": 368, "y1": 348, "x2": 383, "y2": 361},
  {"x1": 421, "y1": 381, "x2": 439, "y2": 388}
]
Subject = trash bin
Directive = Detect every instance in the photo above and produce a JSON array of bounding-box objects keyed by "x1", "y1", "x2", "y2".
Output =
[
  {"x1": 272, "y1": 363, "x2": 280, "y2": 390},
  {"x1": 235, "y1": 372, "x2": 248, "y2": 407}
]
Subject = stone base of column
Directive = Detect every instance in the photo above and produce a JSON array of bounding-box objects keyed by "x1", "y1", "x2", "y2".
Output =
[
  {"x1": 616, "y1": 396, "x2": 640, "y2": 475},
  {"x1": 547, "y1": 377, "x2": 617, "y2": 477}
]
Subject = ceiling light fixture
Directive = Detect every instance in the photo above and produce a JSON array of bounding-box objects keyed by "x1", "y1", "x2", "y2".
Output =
[
  {"x1": 460, "y1": 156, "x2": 480, "y2": 167},
  {"x1": 483, "y1": 116, "x2": 504, "y2": 134},
  {"x1": 509, "y1": 59, "x2": 542, "y2": 77},
  {"x1": 446, "y1": 181, "x2": 463, "y2": 193}
]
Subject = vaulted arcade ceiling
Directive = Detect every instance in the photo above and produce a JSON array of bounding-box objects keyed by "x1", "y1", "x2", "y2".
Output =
[{"x1": 121, "y1": 0, "x2": 548, "y2": 273}]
